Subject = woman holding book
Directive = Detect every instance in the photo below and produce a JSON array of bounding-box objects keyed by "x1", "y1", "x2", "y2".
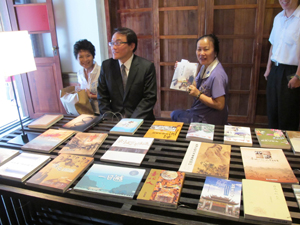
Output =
[
  {"x1": 171, "y1": 34, "x2": 229, "y2": 125},
  {"x1": 74, "y1": 39, "x2": 100, "y2": 114}
]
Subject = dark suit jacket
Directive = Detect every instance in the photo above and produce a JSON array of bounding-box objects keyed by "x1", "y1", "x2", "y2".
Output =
[{"x1": 97, "y1": 55, "x2": 157, "y2": 120}]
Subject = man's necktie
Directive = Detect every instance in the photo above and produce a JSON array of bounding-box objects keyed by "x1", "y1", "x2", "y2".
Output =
[{"x1": 121, "y1": 64, "x2": 127, "y2": 92}]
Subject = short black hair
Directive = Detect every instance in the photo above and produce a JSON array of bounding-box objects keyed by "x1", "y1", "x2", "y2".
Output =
[
  {"x1": 113, "y1": 27, "x2": 138, "y2": 52},
  {"x1": 196, "y1": 34, "x2": 220, "y2": 56},
  {"x1": 73, "y1": 39, "x2": 95, "y2": 59}
]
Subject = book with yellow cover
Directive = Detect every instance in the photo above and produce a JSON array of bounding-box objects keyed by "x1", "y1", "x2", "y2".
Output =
[
  {"x1": 144, "y1": 120, "x2": 183, "y2": 141},
  {"x1": 28, "y1": 114, "x2": 63, "y2": 129},
  {"x1": 58, "y1": 132, "x2": 108, "y2": 156},
  {"x1": 137, "y1": 169, "x2": 185, "y2": 209},
  {"x1": 241, "y1": 147, "x2": 298, "y2": 184},
  {"x1": 21, "y1": 129, "x2": 75, "y2": 153},
  {"x1": 242, "y1": 179, "x2": 292, "y2": 224},
  {"x1": 26, "y1": 154, "x2": 94, "y2": 193},
  {"x1": 179, "y1": 141, "x2": 231, "y2": 179}
]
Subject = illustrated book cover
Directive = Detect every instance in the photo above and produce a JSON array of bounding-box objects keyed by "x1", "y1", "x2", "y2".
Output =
[
  {"x1": 21, "y1": 129, "x2": 75, "y2": 153},
  {"x1": 255, "y1": 128, "x2": 291, "y2": 149},
  {"x1": 186, "y1": 122, "x2": 215, "y2": 142},
  {"x1": 73, "y1": 164, "x2": 145, "y2": 198},
  {"x1": 286, "y1": 131, "x2": 300, "y2": 155},
  {"x1": 242, "y1": 179, "x2": 292, "y2": 224},
  {"x1": 179, "y1": 141, "x2": 231, "y2": 179},
  {"x1": 0, "y1": 148, "x2": 20, "y2": 166},
  {"x1": 0, "y1": 152, "x2": 51, "y2": 182},
  {"x1": 240, "y1": 147, "x2": 298, "y2": 184},
  {"x1": 28, "y1": 114, "x2": 63, "y2": 129},
  {"x1": 137, "y1": 169, "x2": 185, "y2": 209},
  {"x1": 223, "y1": 125, "x2": 252, "y2": 146},
  {"x1": 292, "y1": 184, "x2": 300, "y2": 210},
  {"x1": 109, "y1": 118, "x2": 144, "y2": 135},
  {"x1": 26, "y1": 154, "x2": 94, "y2": 193},
  {"x1": 197, "y1": 176, "x2": 242, "y2": 220},
  {"x1": 59, "y1": 114, "x2": 103, "y2": 132},
  {"x1": 170, "y1": 59, "x2": 199, "y2": 92},
  {"x1": 58, "y1": 132, "x2": 108, "y2": 156},
  {"x1": 144, "y1": 120, "x2": 184, "y2": 141},
  {"x1": 100, "y1": 136, "x2": 154, "y2": 166}
]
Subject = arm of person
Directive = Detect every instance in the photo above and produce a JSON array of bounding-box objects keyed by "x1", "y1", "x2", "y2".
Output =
[
  {"x1": 97, "y1": 65, "x2": 112, "y2": 115},
  {"x1": 189, "y1": 85, "x2": 225, "y2": 110},
  {"x1": 131, "y1": 63, "x2": 157, "y2": 119},
  {"x1": 288, "y1": 54, "x2": 300, "y2": 89},
  {"x1": 264, "y1": 45, "x2": 273, "y2": 80}
]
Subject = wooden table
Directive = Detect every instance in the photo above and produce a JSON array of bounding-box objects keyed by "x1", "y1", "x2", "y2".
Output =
[{"x1": 0, "y1": 115, "x2": 300, "y2": 225}]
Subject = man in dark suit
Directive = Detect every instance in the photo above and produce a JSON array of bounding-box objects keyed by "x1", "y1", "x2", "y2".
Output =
[{"x1": 97, "y1": 27, "x2": 157, "y2": 120}]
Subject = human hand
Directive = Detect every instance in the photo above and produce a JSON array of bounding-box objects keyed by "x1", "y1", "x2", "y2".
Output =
[
  {"x1": 187, "y1": 85, "x2": 198, "y2": 97},
  {"x1": 264, "y1": 68, "x2": 270, "y2": 80},
  {"x1": 174, "y1": 61, "x2": 178, "y2": 70},
  {"x1": 288, "y1": 76, "x2": 300, "y2": 89}
]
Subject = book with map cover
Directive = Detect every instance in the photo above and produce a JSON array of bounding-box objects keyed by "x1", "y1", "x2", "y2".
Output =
[
  {"x1": 26, "y1": 154, "x2": 94, "y2": 193},
  {"x1": 21, "y1": 129, "x2": 75, "y2": 153},
  {"x1": 0, "y1": 148, "x2": 20, "y2": 166},
  {"x1": 144, "y1": 120, "x2": 183, "y2": 141},
  {"x1": 179, "y1": 141, "x2": 231, "y2": 179},
  {"x1": 0, "y1": 152, "x2": 51, "y2": 182},
  {"x1": 224, "y1": 125, "x2": 252, "y2": 147},
  {"x1": 197, "y1": 176, "x2": 242, "y2": 220},
  {"x1": 243, "y1": 179, "x2": 292, "y2": 224},
  {"x1": 73, "y1": 164, "x2": 145, "y2": 198},
  {"x1": 170, "y1": 59, "x2": 199, "y2": 92},
  {"x1": 137, "y1": 169, "x2": 185, "y2": 209},
  {"x1": 100, "y1": 136, "x2": 154, "y2": 166},
  {"x1": 58, "y1": 132, "x2": 108, "y2": 156},
  {"x1": 59, "y1": 114, "x2": 103, "y2": 132},
  {"x1": 286, "y1": 131, "x2": 300, "y2": 155},
  {"x1": 109, "y1": 118, "x2": 144, "y2": 135},
  {"x1": 28, "y1": 114, "x2": 63, "y2": 129},
  {"x1": 240, "y1": 147, "x2": 298, "y2": 184},
  {"x1": 255, "y1": 128, "x2": 290, "y2": 149},
  {"x1": 186, "y1": 123, "x2": 215, "y2": 142}
]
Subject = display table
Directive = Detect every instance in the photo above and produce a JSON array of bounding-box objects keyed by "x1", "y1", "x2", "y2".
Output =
[{"x1": 0, "y1": 115, "x2": 300, "y2": 225}]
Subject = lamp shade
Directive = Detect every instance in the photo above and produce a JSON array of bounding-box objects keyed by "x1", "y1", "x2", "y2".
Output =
[{"x1": 0, "y1": 30, "x2": 36, "y2": 77}]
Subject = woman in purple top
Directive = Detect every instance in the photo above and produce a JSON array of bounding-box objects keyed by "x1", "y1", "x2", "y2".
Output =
[{"x1": 171, "y1": 34, "x2": 228, "y2": 125}]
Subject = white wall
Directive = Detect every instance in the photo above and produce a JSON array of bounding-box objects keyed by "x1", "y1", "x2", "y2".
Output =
[{"x1": 52, "y1": 0, "x2": 108, "y2": 73}]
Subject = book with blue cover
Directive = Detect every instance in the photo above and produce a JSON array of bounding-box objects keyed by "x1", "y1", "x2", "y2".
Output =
[
  {"x1": 109, "y1": 118, "x2": 144, "y2": 135},
  {"x1": 197, "y1": 176, "x2": 242, "y2": 220},
  {"x1": 73, "y1": 164, "x2": 146, "y2": 198}
]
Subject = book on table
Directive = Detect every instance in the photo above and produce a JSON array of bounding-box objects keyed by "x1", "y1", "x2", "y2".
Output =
[
  {"x1": 292, "y1": 184, "x2": 300, "y2": 210},
  {"x1": 179, "y1": 141, "x2": 231, "y2": 179},
  {"x1": 137, "y1": 169, "x2": 185, "y2": 209},
  {"x1": 59, "y1": 114, "x2": 103, "y2": 132},
  {"x1": 0, "y1": 148, "x2": 20, "y2": 166},
  {"x1": 28, "y1": 114, "x2": 63, "y2": 129},
  {"x1": 255, "y1": 128, "x2": 291, "y2": 149},
  {"x1": 144, "y1": 120, "x2": 184, "y2": 141},
  {"x1": 58, "y1": 132, "x2": 108, "y2": 156},
  {"x1": 109, "y1": 118, "x2": 144, "y2": 135},
  {"x1": 197, "y1": 176, "x2": 242, "y2": 220},
  {"x1": 100, "y1": 136, "x2": 154, "y2": 166},
  {"x1": 21, "y1": 129, "x2": 75, "y2": 153},
  {"x1": 286, "y1": 131, "x2": 300, "y2": 155},
  {"x1": 73, "y1": 164, "x2": 145, "y2": 199},
  {"x1": 240, "y1": 147, "x2": 298, "y2": 184},
  {"x1": 170, "y1": 59, "x2": 199, "y2": 92},
  {"x1": 223, "y1": 125, "x2": 252, "y2": 146},
  {"x1": 0, "y1": 152, "x2": 51, "y2": 182},
  {"x1": 242, "y1": 179, "x2": 292, "y2": 224},
  {"x1": 186, "y1": 122, "x2": 215, "y2": 142},
  {"x1": 26, "y1": 154, "x2": 94, "y2": 193}
]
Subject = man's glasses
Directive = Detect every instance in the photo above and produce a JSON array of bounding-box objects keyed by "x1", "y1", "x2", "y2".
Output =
[{"x1": 108, "y1": 41, "x2": 128, "y2": 47}]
